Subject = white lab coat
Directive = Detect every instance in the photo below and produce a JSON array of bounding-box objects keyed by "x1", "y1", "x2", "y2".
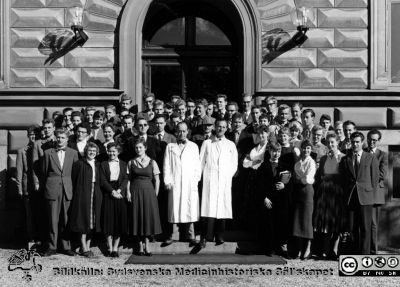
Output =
[
  {"x1": 163, "y1": 141, "x2": 201, "y2": 223},
  {"x1": 199, "y1": 137, "x2": 238, "y2": 219}
]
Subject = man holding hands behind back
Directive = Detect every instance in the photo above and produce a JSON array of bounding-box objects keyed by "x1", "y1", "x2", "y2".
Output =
[
  {"x1": 41, "y1": 128, "x2": 79, "y2": 256},
  {"x1": 163, "y1": 122, "x2": 201, "y2": 245}
]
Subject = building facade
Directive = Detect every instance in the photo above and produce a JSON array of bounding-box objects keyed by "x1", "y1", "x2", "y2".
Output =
[{"x1": 0, "y1": 0, "x2": 400, "y2": 247}]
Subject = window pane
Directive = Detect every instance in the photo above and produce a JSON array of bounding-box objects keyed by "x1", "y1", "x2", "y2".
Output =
[
  {"x1": 150, "y1": 18, "x2": 185, "y2": 46},
  {"x1": 391, "y1": 3, "x2": 400, "y2": 83},
  {"x1": 196, "y1": 18, "x2": 231, "y2": 46},
  {"x1": 150, "y1": 65, "x2": 182, "y2": 102},
  {"x1": 197, "y1": 66, "x2": 232, "y2": 99}
]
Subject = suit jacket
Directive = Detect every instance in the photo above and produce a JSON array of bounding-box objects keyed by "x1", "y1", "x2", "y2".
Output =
[
  {"x1": 16, "y1": 143, "x2": 34, "y2": 196},
  {"x1": 340, "y1": 151, "x2": 379, "y2": 206},
  {"x1": 226, "y1": 129, "x2": 255, "y2": 164},
  {"x1": 364, "y1": 148, "x2": 387, "y2": 205},
  {"x1": 42, "y1": 147, "x2": 79, "y2": 201},
  {"x1": 68, "y1": 138, "x2": 96, "y2": 159},
  {"x1": 99, "y1": 160, "x2": 128, "y2": 197},
  {"x1": 32, "y1": 137, "x2": 56, "y2": 189}
]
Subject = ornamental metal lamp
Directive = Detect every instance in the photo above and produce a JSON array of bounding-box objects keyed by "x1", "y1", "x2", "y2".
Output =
[
  {"x1": 290, "y1": 6, "x2": 314, "y2": 46},
  {"x1": 70, "y1": 6, "x2": 88, "y2": 46}
]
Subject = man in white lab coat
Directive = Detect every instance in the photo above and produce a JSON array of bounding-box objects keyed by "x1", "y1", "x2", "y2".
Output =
[
  {"x1": 163, "y1": 122, "x2": 201, "y2": 246},
  {"x1": 199, "y1": 119, "x2": 238, "y2": 247}
]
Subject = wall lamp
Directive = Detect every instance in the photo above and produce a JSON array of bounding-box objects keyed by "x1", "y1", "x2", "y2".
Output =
[
  {"x1": 70, "y1": 6, "x2": 88, "y2": 46},
  {"x1": 290, "y1": 6, "x2": 314, "y2": 46}
]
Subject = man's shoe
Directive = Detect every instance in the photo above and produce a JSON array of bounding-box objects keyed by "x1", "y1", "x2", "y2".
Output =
[
  {"x1": 60, "y1": 249, "x2": 76, "y2": 256},
  {"x1": 198, "y1": 239, "x2": 206, "y2": 249},
  {"x1": 41, "y1": 249, "x2": 57, "y2": 257},
  {"x1": 215, "y1": 239, "x2": 224, "y2": 246},
  {"x1": 163, "y1": 239, "x2": 174, "y2": 246},
  {"x1": 188, "y1": 239, "x2": 198, "y2": 247}
]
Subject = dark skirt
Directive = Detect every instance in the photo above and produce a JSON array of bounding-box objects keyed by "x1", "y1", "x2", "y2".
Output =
[
  {"x1": 131, "y1": 178, "x2": 162, "y2": 236},
  {"x1": 102, "y1": 181, "x2": 128, "y2": 236},
  {"x1": 292, "y1": 183, "x2": 314, "y2": 239},
  {"x1": 313, "y1": 174, "x2": 345, "y2": 233}
]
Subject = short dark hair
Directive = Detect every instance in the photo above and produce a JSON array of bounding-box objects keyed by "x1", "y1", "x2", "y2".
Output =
[
  {"x1": 54, "y1": 128, "x2": 68, "y2": 137},
  {"x1": 93, "y1": 110, "x2": 105, "y2": 120},
  {"x1": 278, "y1": 104, "x2": 290, "y2": 112},
  {"x1": 196, "y1": 98, "x2": 208, "y2": 107},
  {"x1": 302, "y1": 108, "x2": 315, "y2": 118},
  {"x1": 216, "y1": 94, "x2": 227, "y2": 101},
  {"x1": 257, "y1": 125, "x2": 269, "y2": 134},
  {"x1": 350, "y1": 131, "x2": 365, "y2": 141},
  {"x1": 71, "y1": 111, "x2": 83, "y2": 121},
  {"x1": 62, "y1": 107, "x2": 73, "y2": 115},
  {"x1": 104, "y1": 105, "x2": 116, "y2": 112},
  {"x1": 232, "y1": 113, "x2": 243, "y2": 122},
  {"x1": 42, "y1": 118, "x2": 55, "y2": 126},
  {"x1": 301, "y1": 139, "x2": 313, "y2": 149},
  {"x1": 123, "y1": 114, "x2": 135, "y2": 122},
  {"x1": 77, "y1": 122, "x2": 91, "y2": 135},
  {"x1": 102, "y1": 122, "x2": 116, "y2": 133},
  {"x1": 227, "y1": 101, "x2": 239, "y2": 111},
  {"x1": 325, "y1": 132, "x2": 339, "y2": 142},
  {"x1": 106, "y1": 142, "x2": 121, "y2": 152},
  {"x1": 278, "y1": 127, "x2": 290, "y2": 136},
  {"x1": 269, "y1": 141, "x2": 282, "y2": 151},
  {"x1": 367, "y1": 129, "x2": 382, "y2": 140},
  {"x1": 343, "y1": 120, "x2": 356, "y2": 129},
  {"x1": 134, "y1": 137, "x2": 147, "y2": 149},
  {"x1": 251, "y1": 105, "x2": 261, "y2": 111}
]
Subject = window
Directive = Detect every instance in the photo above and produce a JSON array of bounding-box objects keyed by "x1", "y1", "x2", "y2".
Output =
[{"x1": 391, "y1": 2, "x2": 400, "y2": 84}]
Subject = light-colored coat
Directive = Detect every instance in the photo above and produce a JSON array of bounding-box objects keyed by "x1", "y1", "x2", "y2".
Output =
[
  {"x1": 163, "y1": 141, "x2": 201, "y2": 223},
  {"x1": 199, "y1": 137, "x2": 238, "y2": 219}
]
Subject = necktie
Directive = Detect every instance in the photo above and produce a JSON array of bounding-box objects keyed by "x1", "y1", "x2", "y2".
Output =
[
  {"x1": 354, "y1": 153, "x2": 359, "y2": 176},
  {"x1": 158, "y1": 134, "x2": 162, "y2": 141},
  {"x1": 56, "y1": 147, "x2": 66, "y2": 152}
]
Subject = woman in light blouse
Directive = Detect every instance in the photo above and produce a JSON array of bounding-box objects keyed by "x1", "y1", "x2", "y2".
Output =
[
  {"x1": 313, "y1": 132, "x2": 345, "y2": 260},
  {"x1": 242, "y1": 125, "x2": 269, "y2": 230},
  {"x1": 292, "y1": 140, "x2": 316, "y2": 260},
  {"x1": 99, "y1": 143, "x2": 128, "y2": 257}
]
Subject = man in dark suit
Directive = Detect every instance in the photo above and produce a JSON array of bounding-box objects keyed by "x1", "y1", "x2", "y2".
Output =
[
  {"x1": 340, "y1": 131, "x2": 379, "y2": 255},
  {"x1": 127, "y1": 118, "x2": 162, "y2": 166},
  {"x1": 16, "y1": 125, "x2": 40, "y2": 246},
  {"x1": 256, "y1": 141, "x2": 291, "y2": 257},
  {"x1": 365, "y1": 129, "x2": 387, "y2": 254},
  {"x1": 212, "y1": 94, "x2": 230, "y2": 121},
  {"x1": 191, "y1": 117, "x2": 215, "y2": 150},
  {"x1": 191, "y1": 99, "x2": 215, "y2": 136},
  {"x1": 41, "y1": 128, "x2": 79, "y2": 256}
]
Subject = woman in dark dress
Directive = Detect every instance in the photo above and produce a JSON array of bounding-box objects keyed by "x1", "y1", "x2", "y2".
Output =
[
  {"x1": 313, "y1": 133, "x2": 345, "y2": 260},
  {"x1": 127, "y1": 138, "x2": 162, "y2": 256},
  {"x1": 293, "y1": 140, "x2": 316, "y2": 260},
  {"x1": 100, "y1": 143, "x2": 128, "y2": 257},
  {"x1": 70, "y1": 142, "x2": 102, "y2": 257}
]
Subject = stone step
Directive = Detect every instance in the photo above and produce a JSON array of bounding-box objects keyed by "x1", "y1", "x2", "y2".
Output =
[{"x1": 118, "y1": 241, "x2": 264, "y2": 255}]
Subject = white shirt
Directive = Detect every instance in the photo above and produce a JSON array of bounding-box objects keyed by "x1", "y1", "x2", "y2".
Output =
[
  {"x1": 87, "y1": 159, "x2": 96, "y2": 182},
  {"x1": 57, "y1": 149, "x2": 65, "y2": 170},
  {"x1": 77, "y1": 140, "x2": 87, "y2": 156},
  {"x1": 108, "y1": 159, "x2": 120, "y2": 181}
]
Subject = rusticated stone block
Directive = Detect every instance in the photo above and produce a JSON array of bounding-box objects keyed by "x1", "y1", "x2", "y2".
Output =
[
  {"x1": 300, "y1": 29, "x2": 334, "y2": 48},
  {"x1": 335, "y1": 29, "x2": 368, "y2": 48},
  {"x1": 108, "y1": 0, "x2": 127, "y2": 6},
  {"x1": 335, "y1": 0, "x2": 367, "y2": 7},
  {"x1": 8, "y1": 155, "x2": 17, "y2": 169},
  {"x1": 264, "y1": 48, "x2": 317, "y2": 68},
  {"x1": 82, "y1": 68, "x2": 115, "y2": 87},
  {"x1": 300, "y1": 68, "x2": 334, "y2": 88},
  {"x1": 261, "y1": 15, "x2": 296, "y2": 32},
  {"x1": 12, "y1": 0, "x2": 46, "y2": 7},
  {"x1": 258, "y1": 0, "x2": 295, "y2": 20},
  {"x1": 46, "y1": 0, "x2": 86, "y2": 7},
  {"x1": 10, "y1": 68, "x2": 45, "y2": 88},
  {"x1": 65, "y1": 48, "x2": 114, "y2": 67},
  {"x1": 336, "y1": 107, "x2": 387, "y2": 128},
  {"x1": 0, "y1": 107, "x2": 44, "y2": 128},
  {"x1": 11, "y1": 8, "x2": 64, "y2": 27},
  {"x1": 11, "y1": 48, "x2": 64, "y2": 68},
  {"x1": 82, "y1": 11, "x2": 117, "y2": 32},
  {"x1": 261, "y1": 68, "x2": 299, "y2": 88},
  {"x1": 318, "y1": 8, "x2": 368, "y2": 28},
  {"x1": 389, "y1": 108, "x2": 400, "y2": 128},
  {"x1": 318, "y1": 48, "x2": 367, "y2": 68},
  {"x1": 84, "y1": 31, "x2": 115, "y2": 47},
  {"x1": 335, "y1": 68, "x2": 367, "y2": 88},
  {"x1": 304, "y1": 107, "x2": 334, "y2": 125},
  {"x1": 8, "y1": 131, "x2": 28, "y2": 153},
  {"x1": 46, "y1": 68, "x2": 81, "y2": 87},
  {"x1": 86, "y1": 0, "x2": 123, "y2": 18},
  {"x1": 295, "y1": 0, "x2": 334, "y2": 7},
  {"x1": 11, "y1": 28, "x2": 46, "y2": 48}
]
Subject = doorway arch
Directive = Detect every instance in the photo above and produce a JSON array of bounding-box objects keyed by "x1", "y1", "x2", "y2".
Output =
[{"x1": 119, "y1": 0, "x2": 261, "y2": 109}]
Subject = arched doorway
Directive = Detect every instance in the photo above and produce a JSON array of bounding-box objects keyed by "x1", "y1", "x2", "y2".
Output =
[
  {"x1": 141, "y1": 0, "x2": 240, "y2": 102},
  {"x1": 119, "y1": 0, "x2": 261, "y2": 109}
]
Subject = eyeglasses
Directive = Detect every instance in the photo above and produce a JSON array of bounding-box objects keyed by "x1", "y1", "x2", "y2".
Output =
[
  {"x1": 76, "y1": 130, "x2": 87, "y2": 134},
  {"x1": 267, "y1": 102, "x2": 276, "y2": 106},
  {"x1": 138, "y1": 124, "x2": 148, "y2": 127}
]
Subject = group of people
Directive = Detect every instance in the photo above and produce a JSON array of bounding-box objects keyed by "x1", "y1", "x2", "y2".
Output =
[{"x1": 16, "y1": 92, "x2": 386, "y2": 260}]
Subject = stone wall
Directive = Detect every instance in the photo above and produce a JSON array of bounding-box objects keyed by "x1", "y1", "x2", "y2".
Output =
[{"x1": 256, "y1": 0, "x2": 368, "y2": 89}]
